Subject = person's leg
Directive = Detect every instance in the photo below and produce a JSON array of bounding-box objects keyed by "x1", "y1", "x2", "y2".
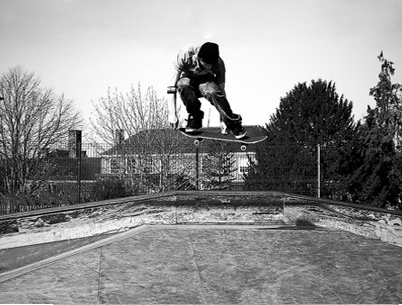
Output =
[
  {"x1": 177, "y1": 77, "x2": 204, "y2": 131},
  {"x1": 177, "y1": 77, "x2": 202, "y2": 116},
  {"x1": 199, "y1": 82, "x2": 237, "y2": 119},
  {"x1": 199, "y1": 82, "x2": 246, "y2": 138}
]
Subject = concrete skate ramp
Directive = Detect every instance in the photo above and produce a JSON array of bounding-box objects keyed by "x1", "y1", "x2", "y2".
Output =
[{"x1": 0, "y1": 191, "x2": 401, "y2": 303}]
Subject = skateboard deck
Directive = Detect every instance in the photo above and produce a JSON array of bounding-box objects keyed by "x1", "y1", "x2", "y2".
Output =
[{"x1": 179, "y1": 125, "x2": 267, "y2": 150}]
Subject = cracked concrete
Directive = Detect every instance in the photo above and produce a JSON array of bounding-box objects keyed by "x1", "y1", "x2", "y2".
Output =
[
  {"x1": 1, "y1": 225, "x2": 402, "y2": 304},
  {"x1": 0, "y1": 191, "x2": 402, "y2": 304}
]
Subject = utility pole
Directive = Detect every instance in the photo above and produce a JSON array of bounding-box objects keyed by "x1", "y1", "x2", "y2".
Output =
[
  {"x1": 317, "y1": 144, "x2": 321, "y2": 198},
  {"x1": 69, "y1": 130, "x2": 82, "y2": 204}
]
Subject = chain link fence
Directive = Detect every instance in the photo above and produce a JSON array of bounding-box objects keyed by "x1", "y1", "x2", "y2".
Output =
[{"x1": 0, "y1": 131, "x2": 320, "y2": 215}]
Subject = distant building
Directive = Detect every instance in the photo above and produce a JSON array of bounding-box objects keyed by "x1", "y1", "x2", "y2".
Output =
[{"x1": 100, "y1": 127, "x2": 260, "y2": 189}]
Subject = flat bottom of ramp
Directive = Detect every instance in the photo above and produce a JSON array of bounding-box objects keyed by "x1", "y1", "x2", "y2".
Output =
[{"x1": 1, "y1": 224, "x2": 402, "y2": 304}]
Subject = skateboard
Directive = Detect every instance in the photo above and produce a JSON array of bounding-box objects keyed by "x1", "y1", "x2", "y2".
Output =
[{"x1": 179, "y1": 125, "x2": 268, "y2": 151}]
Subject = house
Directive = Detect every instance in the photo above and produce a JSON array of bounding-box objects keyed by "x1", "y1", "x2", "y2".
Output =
[{"x1": 100, "y1": 127, "x2": 265, "y2": 190}]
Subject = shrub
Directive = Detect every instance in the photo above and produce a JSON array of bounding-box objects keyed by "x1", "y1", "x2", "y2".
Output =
[{"x1": 89, "y1": 178, "x2": 129, "y2": 201}]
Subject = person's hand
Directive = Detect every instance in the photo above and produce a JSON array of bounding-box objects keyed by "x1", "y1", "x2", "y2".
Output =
[{"x1": 167, "y1": 86, "x2": 177, "y2": 94}]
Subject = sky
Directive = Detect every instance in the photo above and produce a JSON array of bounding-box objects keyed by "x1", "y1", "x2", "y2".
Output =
[{"x1": 1, "y1": 0, "x2": 402, "y2": 130}]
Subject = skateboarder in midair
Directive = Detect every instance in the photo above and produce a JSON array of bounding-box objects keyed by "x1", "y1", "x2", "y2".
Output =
[{"x1": 168, "y1": 42, "x2": 246, "y2": 139}]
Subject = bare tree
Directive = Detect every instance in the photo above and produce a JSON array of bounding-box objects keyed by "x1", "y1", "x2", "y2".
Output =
[
  {"x1": 0, "y1": 66, "x2": 81, "y2": 198},
  {"x1": 91, "y1": 84, "x2": 195, "y2": 193},
  {"x1": 90, "y1": 83, "x2": 169, "y2": 143},
  {"x1": 125, "y1": 128, "x2": 196, "y2": 193}
]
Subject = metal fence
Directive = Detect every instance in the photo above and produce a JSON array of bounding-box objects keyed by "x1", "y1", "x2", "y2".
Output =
[
  {"x1": 0, "y1": 135, "x2": 319, "y2": 215},
  {"x1": 0, "y1": 204, "x2": 64, "y2": 215}
]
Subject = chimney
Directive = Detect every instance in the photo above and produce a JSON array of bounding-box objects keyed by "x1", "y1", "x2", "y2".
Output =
[
  {"x1": 114, "y1": 129, "x2": 124, "y2": 145},
  {"x1": 68, "y1": 130, "x2": 82, "y2": 158}
]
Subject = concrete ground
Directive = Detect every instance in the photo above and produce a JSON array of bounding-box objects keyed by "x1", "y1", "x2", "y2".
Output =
[{"x1": 0, "y1": 224, "x2": 402, "y2": 304}]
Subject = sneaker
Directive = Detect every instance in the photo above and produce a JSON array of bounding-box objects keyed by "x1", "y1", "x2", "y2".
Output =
[
  {"x1": 185, "y1": 111, "x2": 203, "y2": 132},
  {"x1": 232, "y1": 123, "x2": 247, "y2": 139},
  {"x1": 226, "y1": 114, "x2": 247, "y2": 139}
]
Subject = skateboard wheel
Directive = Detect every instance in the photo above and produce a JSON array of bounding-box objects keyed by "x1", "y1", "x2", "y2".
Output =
[{"x1": 240, "y1": 144, "x2": 247, "y2": 151}]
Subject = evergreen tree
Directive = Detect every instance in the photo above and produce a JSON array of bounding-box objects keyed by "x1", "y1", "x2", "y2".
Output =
[
  {"x1": 368, "y1": 51, "x2": 402, "y2": 148},
  {"x1": 245, "y1": 79, "x2": 358, "y2": 198},
  {"x1": 266, "y1": 79, "x2": 356, "y2": 147},
  {"x1": 202, "y1": 141, "x2": 236, "y2": 190},
  {"x1": 244, "y1": 140, "x2": 317, "y2": 196},
  {"x1": 346, "y1": 52, "x2": 402, "y2": 209}
]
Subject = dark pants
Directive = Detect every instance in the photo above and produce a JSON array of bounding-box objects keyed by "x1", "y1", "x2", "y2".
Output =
[{"x1": 176, "y1": 77, "x2": 239, "y2": 125}]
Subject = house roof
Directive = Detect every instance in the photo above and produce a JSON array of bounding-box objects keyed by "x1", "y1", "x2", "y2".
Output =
[{"x1": 102, "y1": 126, "x2": 266, "y2": 156}]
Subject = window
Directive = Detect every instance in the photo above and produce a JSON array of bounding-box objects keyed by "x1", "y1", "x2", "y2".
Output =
[
  {"x1": 110, "y1": 158, "x2": 120, "y2": 174},
  {"x1": 238, "y1": 157, "x2": 250, "y2": 174}
]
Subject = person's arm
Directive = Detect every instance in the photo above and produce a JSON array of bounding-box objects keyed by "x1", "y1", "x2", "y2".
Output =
[
  {"x1": 216, "y1": 58, "x2": 226, "y2": 96},
  {"x1": 168, "y1": 45, "x2": 195, "y2": 127},
  {"x1": 167, "y1": 70, "x2": 181, "y2": 128}
]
